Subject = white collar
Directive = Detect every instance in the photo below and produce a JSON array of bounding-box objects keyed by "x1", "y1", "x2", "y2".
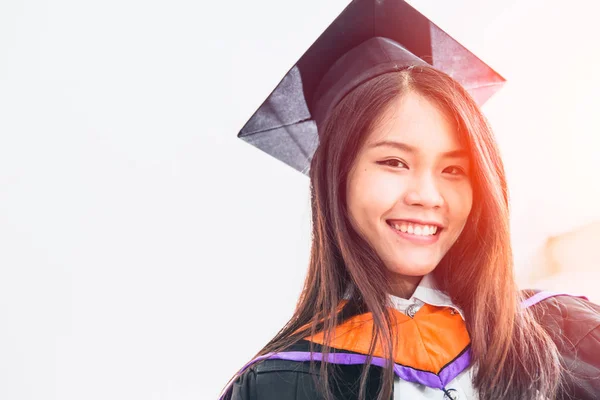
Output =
[{"x1": 388, "y1": 273, "x2": 466, "y2": 321}]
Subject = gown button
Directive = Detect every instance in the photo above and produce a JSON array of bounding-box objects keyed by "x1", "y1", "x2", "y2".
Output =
[
  {"x1": 405, "y1": 303, "x2": 418, "y2": 318},
  {"x1": 444, "y1": 388, "x2": 459, "y2": 400}
]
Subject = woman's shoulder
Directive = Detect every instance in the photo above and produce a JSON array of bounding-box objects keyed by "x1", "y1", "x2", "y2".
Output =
[
  {"x1": 226, "y1": 360, "x2": 320, "y2": 400},
  {"x1": 223, "y1": 341, "x2": 321, "y2": 400},
  {"x1": 522, "y1": 290, "x2": 600, "y2": 339},
  {"x1": 523, "y1": 290, "x2": 600, "y2": 399},
  {"x1": 223, "y1": 340, "x2": 382, "y2": 400}
]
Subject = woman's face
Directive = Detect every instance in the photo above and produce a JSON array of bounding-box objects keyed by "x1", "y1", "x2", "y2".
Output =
[{"x1": 346, "y1": 90, "x2": 473, "y2": 286}]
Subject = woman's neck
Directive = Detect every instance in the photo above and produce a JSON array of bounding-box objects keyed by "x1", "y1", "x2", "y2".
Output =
[{"x1": 387, "y1": 274, "x2": 423, "y2": 299}]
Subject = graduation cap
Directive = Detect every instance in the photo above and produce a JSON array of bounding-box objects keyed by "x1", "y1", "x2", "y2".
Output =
[{"x1": 238, "y1": 0, "x2": 505, "y2": 175}]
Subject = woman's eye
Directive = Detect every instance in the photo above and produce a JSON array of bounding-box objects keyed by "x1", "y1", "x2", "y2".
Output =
[
  {"x1": 379, "y1": 159, "x2": 408, "y2": 168},
  {"x1": 444, "y1": 166, "x2": 466, "y2": 176}
]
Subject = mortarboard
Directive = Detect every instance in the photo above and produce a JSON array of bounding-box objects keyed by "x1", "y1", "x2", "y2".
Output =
[{"x1": 238, "y1": 0, "x2": 505, "y2": 175}]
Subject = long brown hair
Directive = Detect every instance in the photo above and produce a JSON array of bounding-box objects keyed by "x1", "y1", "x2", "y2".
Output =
[{"x1": 236, "y1": 66, "x2": 562, "y2": 399}]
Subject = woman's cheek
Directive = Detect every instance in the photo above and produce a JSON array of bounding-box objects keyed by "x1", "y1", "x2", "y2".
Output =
[
  {"x1": 445, "y1": 182, "x2": 473, "y2": 219},
  {"x1": 367, "y1": 175, "x2": 402, "y2": 206}
]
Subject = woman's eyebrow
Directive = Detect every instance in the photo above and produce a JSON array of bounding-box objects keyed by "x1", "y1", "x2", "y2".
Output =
[
  {"x1": 443, "y1": 149, "x2": 469, "y2": 159},
  {"x1": 368, "y1": 140, "x2": 468, "y2": 159},
  {"x1": 368, "y1": 140, "x2": 416, "y2": 153}
]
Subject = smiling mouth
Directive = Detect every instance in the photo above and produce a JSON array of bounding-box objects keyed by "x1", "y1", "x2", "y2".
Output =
[{"x1": 386, "y1": 220, "x2": 443, "y2": 237}]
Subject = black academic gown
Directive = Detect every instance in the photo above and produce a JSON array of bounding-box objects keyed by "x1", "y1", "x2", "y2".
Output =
[{"x1": 223, "y1": 292, "x2": 600, "y2": 400}]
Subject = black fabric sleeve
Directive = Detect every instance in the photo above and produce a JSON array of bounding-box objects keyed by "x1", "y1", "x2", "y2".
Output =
[
  {"x1": 526, "y1": 293, "x2": 600, "y2": 400},
  {"x1": 567, "y1": 321, "x2": 600, "y2": 399},
  {"x1": 556, "y1": 297, "x2": 600, "y2": 400},
  {"x1": 229, "y1": 368, "x2": 256, "y2": 400},
  {"x1": 224, "y1": 341, "x2": 389, "y2": 400},
  {"x1": 228, "y1": 360, "x2": 323, "y2": 400}
]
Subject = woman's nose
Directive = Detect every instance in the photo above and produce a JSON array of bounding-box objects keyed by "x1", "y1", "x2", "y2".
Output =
[{"x1": 403, "y1": 173, "x2": 444, "y2": 208}]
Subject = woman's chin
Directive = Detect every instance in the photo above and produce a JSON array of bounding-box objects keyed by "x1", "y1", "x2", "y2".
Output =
[{"x1": 385, "y1": 259, "x2": 439, "y2": 277}]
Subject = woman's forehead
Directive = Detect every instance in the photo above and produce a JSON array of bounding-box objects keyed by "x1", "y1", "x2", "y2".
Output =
[{"x1": 364, "y1": 92, "x2": 465, "y2": 155}]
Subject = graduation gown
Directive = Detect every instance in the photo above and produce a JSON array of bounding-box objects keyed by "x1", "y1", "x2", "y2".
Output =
[{"x1": 221, "y1": 291, "x2": 600, "y2": 400}]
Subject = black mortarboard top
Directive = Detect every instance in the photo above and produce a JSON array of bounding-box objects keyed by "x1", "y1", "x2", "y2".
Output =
[{"x1": 238, "y1": 0, "x2": 505, "y2": 175}]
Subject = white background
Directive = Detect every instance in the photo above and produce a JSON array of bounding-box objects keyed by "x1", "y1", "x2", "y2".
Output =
[{"x1": 1, "y1": 0, "x2": 599, "y2": 399}]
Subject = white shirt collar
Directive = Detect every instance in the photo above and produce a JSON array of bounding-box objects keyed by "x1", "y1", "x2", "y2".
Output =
[{"x1": 388, "y1": 273, "x2": 466, "y2": 321}]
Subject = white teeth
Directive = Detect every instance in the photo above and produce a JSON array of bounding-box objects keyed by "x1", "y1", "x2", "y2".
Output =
[{"x1": 390, "y1": 222, "x2": 439, "y2": 236}]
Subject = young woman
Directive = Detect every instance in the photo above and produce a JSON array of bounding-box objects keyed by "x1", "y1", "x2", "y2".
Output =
[{"x1": 220, "y1": 37, "x2": 600, "y2": 400}]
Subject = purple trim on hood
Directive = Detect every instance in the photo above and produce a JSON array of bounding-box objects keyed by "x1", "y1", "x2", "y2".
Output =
[
  {"x1": 220, "y1": 348, "x2": 472, "y2": 398},
  {"x1": 521, "y1": 291, "x2": 589, "y2": 309},
  {"x1": 437, "y1": 348, "x2": 471, "y2": 387},
  {"x1": 266, "y1": 351, "x2": 452, "y2": 388}
]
